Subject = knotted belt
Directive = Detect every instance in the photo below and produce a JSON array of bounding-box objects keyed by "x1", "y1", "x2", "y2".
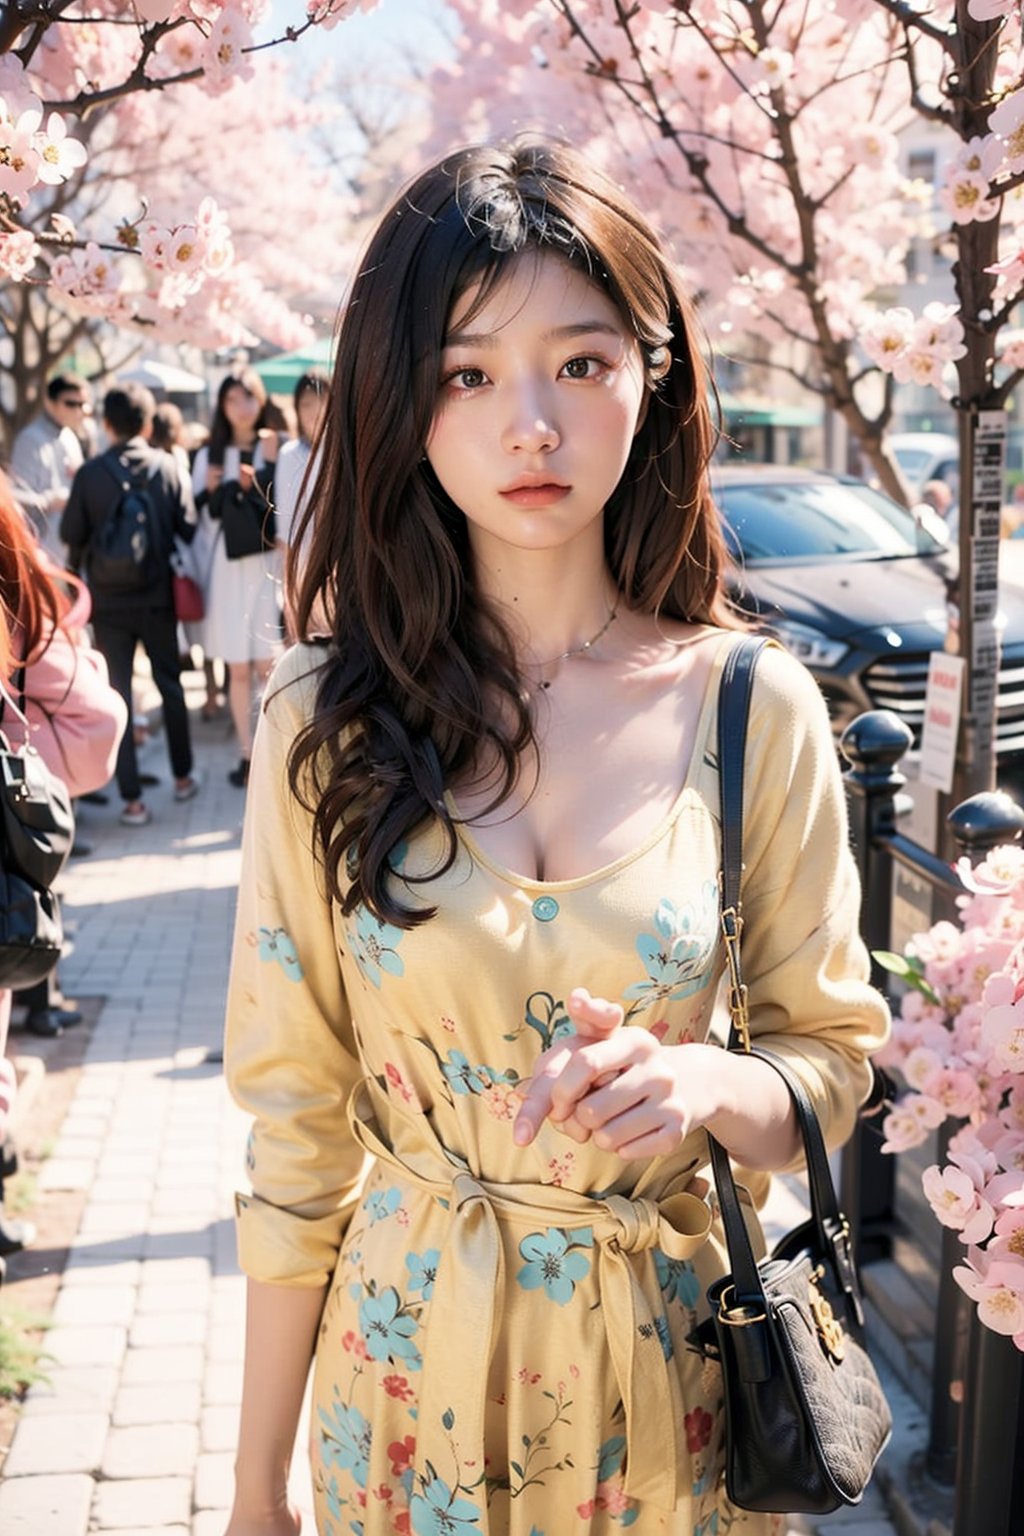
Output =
[{"x1": 347, "y1": 1078, "x2": 716, "y2": 1516}]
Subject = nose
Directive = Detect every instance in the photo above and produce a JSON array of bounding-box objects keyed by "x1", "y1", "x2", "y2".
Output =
[{"x1": 501, "y1": 379, "x2": 560, "y2": 455}]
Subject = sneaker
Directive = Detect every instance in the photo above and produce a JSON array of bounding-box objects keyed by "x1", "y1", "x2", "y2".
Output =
[
  {"x1": 174, "y1": 771, "x2": 203, "y2": 803},
  {"x1": 228, "y1": 758, "x2": 250, "y2": 789},
  {"x1": 120, "y1": 801, "x2": 152, "y2": 827}
]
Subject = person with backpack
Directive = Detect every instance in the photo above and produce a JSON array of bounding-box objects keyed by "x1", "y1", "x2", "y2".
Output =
[{"x1": 60, "y1": 383, "x2": 202, "y2": 826}]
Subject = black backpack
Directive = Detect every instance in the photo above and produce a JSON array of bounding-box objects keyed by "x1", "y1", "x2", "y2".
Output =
[{"x1": 90, "y1": 455, "x2": 156, "y2": 592}]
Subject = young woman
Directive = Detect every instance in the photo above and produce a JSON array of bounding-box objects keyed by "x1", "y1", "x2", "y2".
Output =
[
  {"x1": 274, "y1": 370, "x2": 329, "y2": 641},
  {"x1": 223, "y1": 141, "x2": 889, "y2": 1536},
  {"x1": 0, "y1": 469, "x2": 125, "y2": 1213},
  {"x1": 192, "y1": 370, "x2": 282, "y2": 787}
]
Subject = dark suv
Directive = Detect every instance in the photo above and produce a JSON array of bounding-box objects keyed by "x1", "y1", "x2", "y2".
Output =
[{"x1": 714, "y1": 465, "x2": 1024, "y2": 764}]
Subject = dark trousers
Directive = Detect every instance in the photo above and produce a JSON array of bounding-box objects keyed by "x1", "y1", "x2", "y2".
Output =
[{"x1": 92, "y1": 604, "x2": 193, "y2": 803}]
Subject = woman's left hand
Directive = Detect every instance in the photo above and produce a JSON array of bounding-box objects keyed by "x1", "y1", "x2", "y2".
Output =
[{"x1": 513, "y1": 991, "x2": 724, "y2": 1160}]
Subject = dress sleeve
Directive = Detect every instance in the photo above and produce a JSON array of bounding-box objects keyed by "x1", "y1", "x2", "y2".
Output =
[
  {"x1": 733, "y1": 645, "x2": 890, "y2": 1153},
  {"x1": 225, "y1": 645, "x2": 368, "y2": 1287}
]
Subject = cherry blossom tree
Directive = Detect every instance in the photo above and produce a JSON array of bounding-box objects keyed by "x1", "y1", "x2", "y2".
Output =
[
  {"x1": 429, "y1": 1, "x2": 1023, "y2": 508},
  {"x1": 0, "y1": 1, "x2": 378, "y2": 442}
]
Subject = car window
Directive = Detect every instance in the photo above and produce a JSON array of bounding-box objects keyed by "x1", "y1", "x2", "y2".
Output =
[
  {"x1": 892, "y1": 447, "x2": 934, "y2": 477},
  {"x1": 716, "y1": 480, "x2": 947, "y2": 563}
]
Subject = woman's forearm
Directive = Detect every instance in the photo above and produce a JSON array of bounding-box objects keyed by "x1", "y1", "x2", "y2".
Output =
[{"x1": 232, "y1": 1278, "x2": 328, "y2": 1516}]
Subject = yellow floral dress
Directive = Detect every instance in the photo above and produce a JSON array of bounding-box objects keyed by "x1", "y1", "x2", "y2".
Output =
[{"x1": 225, "y1": 635, "x2": 889, "y2": 1536}]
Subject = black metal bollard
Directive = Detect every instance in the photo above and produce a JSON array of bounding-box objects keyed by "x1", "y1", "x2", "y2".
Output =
[
  {"x1": 840, "y1": 709, "x2": 913, "y2": 1262},
  {"x1": 948, "y1": 790, "x2": 1024, "y2": 1536}
]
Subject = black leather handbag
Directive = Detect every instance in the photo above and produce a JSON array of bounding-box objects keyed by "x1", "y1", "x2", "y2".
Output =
[
  {"x1": 0, "y1": 677, "x2": 75, "y2": 988},
  {"x1": 705, "y1": 636, "x2": 892, "y2": 1514},
  {"x1": 212, "y1": 450, "x2": 277, "y2": 561}
]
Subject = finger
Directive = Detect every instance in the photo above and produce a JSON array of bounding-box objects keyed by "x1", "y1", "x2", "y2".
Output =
[
  {"x1": 513, "y1": 1045, "x2": 576, "y2": 1145},
  {"x1": 590, "y1": 1102, "x2": 684, "y2": 1158},
  {"x1": 544, "y1": 1030, "x2": 656, "y2": 1124},
  {"x1": 567, "y1": 987, "x2": 625, "y2": 1037}
]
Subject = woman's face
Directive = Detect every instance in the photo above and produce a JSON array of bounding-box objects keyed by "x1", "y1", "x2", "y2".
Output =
[
  {"x1": 222, "y1": 383, "x2": 262, "y2": 437},
  {"x1": 425, "y1": 251, "x2": 647, "y2": 564},
  {"x1": 297, "y1": 387, "x2": 327, "y2": 445}
]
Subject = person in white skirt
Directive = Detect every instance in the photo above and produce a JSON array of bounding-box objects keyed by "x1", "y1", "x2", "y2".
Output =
[{"x1": 192, "y1": 369, "x2": 283, "y2": 787}]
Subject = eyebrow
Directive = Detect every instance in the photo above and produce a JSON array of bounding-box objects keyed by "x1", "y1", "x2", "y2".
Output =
[{"x1": 443, "y1": 320, "x2": 624, "y2": 348}]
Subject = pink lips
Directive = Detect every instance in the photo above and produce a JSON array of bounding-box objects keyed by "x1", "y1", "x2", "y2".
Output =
[{"x1": 499, "y1": 476, "x2": 571, "y2": 508}]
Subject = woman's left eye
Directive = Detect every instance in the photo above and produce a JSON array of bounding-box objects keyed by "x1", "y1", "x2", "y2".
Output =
[{"x1": 561, "y1": 356, "x2": 605, "y2": 380}]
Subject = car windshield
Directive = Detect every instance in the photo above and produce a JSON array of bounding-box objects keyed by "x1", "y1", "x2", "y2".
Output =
[{"x1": 716, "y1": 478, "x2": 947, "y2": 564}]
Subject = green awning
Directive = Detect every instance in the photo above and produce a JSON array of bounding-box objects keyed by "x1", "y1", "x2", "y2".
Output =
[{"x1": 252, "y1": 337, "x2": 334, "y2": 394}]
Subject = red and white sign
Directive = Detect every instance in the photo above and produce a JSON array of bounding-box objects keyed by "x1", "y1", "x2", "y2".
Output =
[{"x1": 920, "y1": 652, "x2": 965, "y2": 794}]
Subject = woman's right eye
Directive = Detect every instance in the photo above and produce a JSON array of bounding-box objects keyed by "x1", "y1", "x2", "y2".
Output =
[{"x1": 442, "y1": 366, "x2": 488, "y2": 392}]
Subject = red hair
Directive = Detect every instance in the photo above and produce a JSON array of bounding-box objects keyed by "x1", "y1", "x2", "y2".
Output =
[{"x1": 0, "y1": 470, "x2": 76, "y2": 680}]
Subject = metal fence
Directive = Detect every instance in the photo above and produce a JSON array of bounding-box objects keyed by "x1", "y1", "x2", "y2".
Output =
[{"x1": 841, "y1": 708, "x2": 1024, "y2": 1536}]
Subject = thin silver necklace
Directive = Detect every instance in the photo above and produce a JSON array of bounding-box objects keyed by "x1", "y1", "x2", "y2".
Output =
[{"x1": 528, "y1": 596, "x2": 620, "y2": 690}]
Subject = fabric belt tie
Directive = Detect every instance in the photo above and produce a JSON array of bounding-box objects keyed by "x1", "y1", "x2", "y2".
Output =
[{"x1": 347, "y1": 1079, "x2": 714, "y2": 1517}]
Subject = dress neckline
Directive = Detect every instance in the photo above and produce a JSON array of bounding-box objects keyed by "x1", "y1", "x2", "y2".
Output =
[{"x1": 443, "y1": 629, "x2": 740, "y2": 892}]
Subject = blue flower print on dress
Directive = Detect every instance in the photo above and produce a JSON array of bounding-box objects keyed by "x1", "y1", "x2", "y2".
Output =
[
  {"x1": 364, "y1": 1186, "x2": 402, "y2": 1225},
  {"x1": 654, "y1": 1250, "x2": 701, "y2": 1308},
  {"x1": 695, "y1": 1513, "x2": 719, "y2": 1536},
  {"x1": 358, "y1": 1286, "x2": 423, "y2": 1370},
  {"x1": 516, "y1": 1227, "x2": 593, "y2": 1306},
  {"x1": 410, "y1": 1475, "x2": 482, "y2": 1534},
  {"x1": 318, "y1": 1394, "x2": 372, "y2": 1487},
  {"x1": 406, "y1": 1247, "x2": 441, "y2": 1301},
  {"x1": 257, "y1": 925, "x2": 304, "y2": 982},
  {"x1": 441, "y1": 1050, "x2": 491, "y2": 1096},
  {"x1": 350, "y1": 906, "x2": 405, "y2": 988},
  {"x1": 623, "y1": 883, "x2": 719, "y2": 1012}
]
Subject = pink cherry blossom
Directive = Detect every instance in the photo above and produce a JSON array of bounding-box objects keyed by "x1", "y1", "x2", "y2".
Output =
[
  {"x1": 881, "y1": 1104, "x2": 932, "y2": 1154},
  {"x1": 31, "y1": 113, "x2": 87, "y2": 186},
  {"x1": 981, "y1": 1001, "x2": 1024, "y2": 1074},
  {"x1": 0, "y1": 230, "x2": 40, "y2": 281},
  {"x1": 989, "y1": 89, "x2": 1024, "y2": 174},
  {"x1": 968, "y1": 0, "x2": 1019, "y2": 19},
  {"x1": 0, "y1": 108, "x2": 41, "y2": 201},
  {"x1": 923, "y1": 1165, "x2": 995, "y2": 1241}
]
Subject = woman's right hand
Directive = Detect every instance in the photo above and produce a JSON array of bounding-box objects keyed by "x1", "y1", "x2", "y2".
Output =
[
  {"x1": 206, "y1": 464, "x2": 224, "y2": 496},
  {"x1": 223, "y1": 1503, "x2": 301, "y2": 1536}
]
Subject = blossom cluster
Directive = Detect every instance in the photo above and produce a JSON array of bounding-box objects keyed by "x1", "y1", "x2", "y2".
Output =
[
  {"x1": 434, "y1": 1, "x2": 1024, "y2": 398},
  {"x1": 878, "y1": 845, "x2": 1024, "y2": 1349}
]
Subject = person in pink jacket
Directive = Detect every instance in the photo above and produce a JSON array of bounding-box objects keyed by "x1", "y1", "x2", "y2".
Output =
[{"x1": 0, "y1": 470, "x2": 126, "y2": 1260}]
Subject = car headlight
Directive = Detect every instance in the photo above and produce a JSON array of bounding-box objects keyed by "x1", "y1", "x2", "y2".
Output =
[{"x1": 769, "y1": 620, "x2": 849, "y2": 669}]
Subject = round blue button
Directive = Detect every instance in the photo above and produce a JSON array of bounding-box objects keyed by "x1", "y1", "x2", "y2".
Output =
[{"x1": 531, "y1": 895, "x2": 559, "y2": 922}]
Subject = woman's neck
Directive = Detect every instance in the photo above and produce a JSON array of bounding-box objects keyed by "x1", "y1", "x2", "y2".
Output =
[{"x1": 473, "y1": 542, "x2": 617, "y2": 668}]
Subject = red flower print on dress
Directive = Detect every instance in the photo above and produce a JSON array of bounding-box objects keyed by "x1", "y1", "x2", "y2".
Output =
[
  {"x1": 393, "y1": 1513, "x2": 412, "y2": 1535},
  {"x1": 388, "y1": 1434, "x2": 416, "y2": 1477},
  {"x1": 685, "y1": 1405, "x2": 713, "y2": 1452},
  {"x1": 382, "y1": 1373, "x2": 415, "y2": 1401},
  {"x1": 650, "y1": 1019, "x2": 670, "y2": 1041},
  {"x1": 342, "y1": 1328, "x2": 369, "y2": 1360},
  {"x1": 385, "y1": 1061, "x2": 423, "y2": 1111},
  {"x1": 373, "y1": 1483, "x2": 393, "y2": 1503},
  {"x1": 516, "y1": 1365, "x2": 541, "y2": 1385}
]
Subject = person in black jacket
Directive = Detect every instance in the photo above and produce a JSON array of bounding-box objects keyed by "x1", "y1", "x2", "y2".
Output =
[{"x1": 61, "y1": 383, "x2": 201, "y2": 826}]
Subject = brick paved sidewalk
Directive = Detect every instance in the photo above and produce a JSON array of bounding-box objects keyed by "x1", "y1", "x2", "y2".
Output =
[{"x1": 0, "y1": 695, "x2": 936, "y2": 1536}]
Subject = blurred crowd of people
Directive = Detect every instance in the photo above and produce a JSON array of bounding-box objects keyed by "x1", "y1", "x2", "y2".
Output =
[{"x1": 0, "y1": 362, "x2": 327, "y2": 1273}]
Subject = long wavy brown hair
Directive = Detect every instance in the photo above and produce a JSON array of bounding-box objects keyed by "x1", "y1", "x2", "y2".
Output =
[
  {"x1": 0, "y1": 470, "x2": 74, "y2": 681},
  {"x1": 289, "y1": 137, "x2": 738, "y2": 928}
]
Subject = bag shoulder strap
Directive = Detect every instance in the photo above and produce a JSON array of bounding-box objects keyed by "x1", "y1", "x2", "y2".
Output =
[{"x1": 718, "y1": 634, "x2": 769, "y2": 1053}]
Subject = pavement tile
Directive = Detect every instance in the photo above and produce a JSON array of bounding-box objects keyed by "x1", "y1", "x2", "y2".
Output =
[
  {"x1": 102, "y1": 1423, "x2": 200, "y2": 1478},
  {"x1": 0, "y1": 1473, "x2": 94, "y2": 1536},
  {"x1": 135, "y1": 1282, "x2": 210, "y2": 1316},
  {"x1": 129, "y1": 1310, "x2": 208, "y2": 1348},
  {"x1": 3, "y1": 1411, "x2": 108, "y2": 1475},
  {"x1": 46, "y1": 1324, "x2": 128, "y2": 1369},
  {"x1": 77, "y1": 1202, "x2": 152, "y2": 1235},
  {"x1": 66, "y1": 1234, "x2": 148, "y2": 1265},
  {"x1": 21, "y1": 1366, "x2": 119, "y2": 1418},
  {"x1": 91, "y1": 1476, "x2": 191, "y2": 1529},
  {"x1": 202, "y1": 1360, "x2": 242, "y2": 1406},
  {"x1": 113, "y1": 1382, "x2": 202, "y2": 1428},
  {"x1": 199, "y1": 1404, "x2": 239, "y2": 1453},
  {"x1": 194, "y1": 1450, "x2": 234, "y2": 1509},
  {"x1": 121, "y1": 1344, "x2": 205, "y2": 1386},
  {"x1": 59, "y1": 1260, "x2": 141, "y2": 1290},
  {"x1": 38, "y1": 1157, "x2": 98, "y2": 1192},
  {"x1": 193, "y1": 1516, "x2": 233, "y2": 1536},
  {"x1": 52, "y1": 1285, "x2": 137, "y2": 1328},
  {"x1": 137, "y1": 1255, "x2": 211, "y2": 1286}
]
